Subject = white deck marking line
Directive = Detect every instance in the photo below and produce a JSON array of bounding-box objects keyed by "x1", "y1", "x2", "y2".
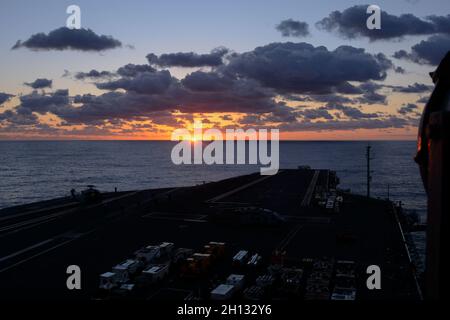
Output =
[
  {"x1": 98, "y1": 191, "x2": 140, "y2": 206},
  {"x1": 142, "y1": 212, "x2": 156, "y2": 218},
  {"x1": 277, "y1": 224, "x2": 303, "y2": 251},
  {"x1": 284, "y1": 215, "x2": 331, "y2": 223},
  {"x1": 0, "y1": 191, "x2": 142, "y2": 235},
  {"x1": 0, "y1": 217, "x2": 59, "y2": 238},
  {"x1": 143, "y1": 216, "x2": 207, "y2": 223},
  {"x1": 0, "y1": 227, "x2": 96, "y2": 274},
  {"x1": 301, "y1": 170, "x2": 320, "y2": 207},
  {"x1": 142, "y1": 212, "x2": 207, "y2": 219},
  {"x1": 0, "y1": 202, "x2": 78, "y2": 222},
  {"x1": 183, "y1": 219, "x2": 207, "y2": 223},
  {"x1": 0, "y1": 239, "x2": 54, "y2": 263},
  {"x1": 0, "y1": 210, "x2": 71, "y2": 233},
  {"x1": 0, "y1": 238, "x2": 75, "y2": 273},
  {"x1": 206, "y1": 171, "x2": 282, "y2": 203}
]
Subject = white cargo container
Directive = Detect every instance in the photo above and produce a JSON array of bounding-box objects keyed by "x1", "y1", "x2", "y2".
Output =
[{"x1": 211, "y1": 284, "x2": 235, "y2": 300}]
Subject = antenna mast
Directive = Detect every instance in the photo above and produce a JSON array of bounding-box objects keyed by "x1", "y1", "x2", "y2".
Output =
[{"x1": 366, "y1": 145, "x2": 373, "y2": 198}]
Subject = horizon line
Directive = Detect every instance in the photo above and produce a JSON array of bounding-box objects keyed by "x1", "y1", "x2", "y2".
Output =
[{"x1": 0, "y1": 138, "x2": 417, "y2": 142}]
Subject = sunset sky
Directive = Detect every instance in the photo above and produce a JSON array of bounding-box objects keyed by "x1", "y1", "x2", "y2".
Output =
[{"x1": 1, "y1": 0, "x2": 449, "y2": 140}]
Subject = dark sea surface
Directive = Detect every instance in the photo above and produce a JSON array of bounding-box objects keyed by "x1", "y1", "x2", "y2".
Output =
[{"x1": 0, "y1": 141, "x2": 426, "y2": 221}]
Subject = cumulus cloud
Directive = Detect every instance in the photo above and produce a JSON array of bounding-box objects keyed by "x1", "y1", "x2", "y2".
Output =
[
  {"x1": 394, "y1": 34, "x2": 450, "y2": 65},
  {"x1": 18, "y1": 89, "x2": 69, "y2": 115},
  {"x1": 24, "y1": 78, "x2": 52, "y2": 89},
  {"x1": 317, "y1": 5, "x2": 450, "y2": 40},
  {"x1": 181, "y1": 71, "x2": 234, "y2": 92},
  {"x1": 12, "y1": 27, "x2": 122, "y2": 51},
  {"x1": 96, "y1": 70, "x2": 175, "y2": 94},
  {"x1": 276, "y1": 19, "x2": 310, "y2": 37},
  {"x1": 147, "y1": 47, "x2": 229, "y2": 67},
  {"x1": 75, "y1": 70, "x2": 114, "y2": 80},
  {"x1": 0, "y1": 92, "x2": 14, "y2": 105},
  {"x1": 0, "y1": 108, "x2": 39, "y2": 126},
  {"x1": 222, "y1": 42, "x2": 392, "y2": 94},
  {"x1": 116, "y1": 64, "x2": 156, "y2": 77}
]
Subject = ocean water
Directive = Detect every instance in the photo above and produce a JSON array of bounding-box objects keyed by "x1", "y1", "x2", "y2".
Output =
[{"x1": 0, "y1": 141, "x2": 426, "y2": 221}]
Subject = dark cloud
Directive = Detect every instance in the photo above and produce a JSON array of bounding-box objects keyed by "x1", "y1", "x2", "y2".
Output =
[
  {"x1": 279, "y1": 116, "x2": 411, "y2": 132},
  {"x1": 147, "y1": 47, "x2": 229, "y2": 67},
  {"x1": 427, "y1": 15, "x2": 450, "y2": 32},
  {"x1": 74, "y1": 64, "x2": 156, "y2": 81},
  {"x1": 0, "y1": 92, "x2": 14, "y2": 105},
  {"x1": 96, "y1": 71, "x2": 174, "y2": 94},
  {"x1": 304, "y1": 94, "x2": 355, "y2": 104},
  {"x1": 222, "y1": 42, "x2": 392, "y2": 94},
  {"x1": 75, "y1": 70, "x2": 114, "y2": 80},
  {"x1": 287, "y1": 82, "x2": 386, "y2": 106},
  {"x1": 24, "y1": 78, "x2": 52, "y2": 89},
  {"x1": 181, "y1": 71, "x2": 234, "y2": 92},
  {"x1": 357, "y1": 91, "x2": 387, "y2": 105},
  {"x1": 12, "y1": 27, "x2": 122, "y2": 51},
  {"x1": 0, "y1": 108, "x2": 39, "y2": 126},
  {"x1": 299, "y1": 107, "x2": 333, "y2": 120},
  {"x1": 17, "y1": 74, "x2": 281, "y2": 126},
  {"x1": 391, "y1": 82, "x2": 432, "y2": 93},
  {"x1": 326, "y1": 103, "x2": 379, "y2": 119},
  {"x1": 117, "y1": 64, "x2": 156, "y2": 77},
  {"x1": 355, "y1": 81, "x2": 387, "y2": 104},
  {"x1": 357, "y1": 81, "x2": 383, "y2": 93},
  {"x1": 394, "y1": 34, "x2": 450, "y2": 65},
  {"x1": 317, "y1": 5, "x2": 450, "y2": 40},
  {"x1": 18, "y1": 89, "x2": 69, "y2": 115},
  {"x1": 334, "y1": 82, "x2": 363, "y2": 94},
  {"x1": 398, "y1": 103, "x2": 419, "y2": 115},
  {"x1": 416, "y1": 96, "x2": 429, "y2": 103},
  {"x1": 239, "y1": 104, "x2": 300, "y2": 125},
  {"x1": 276, "y1": 19, "x2": 310, "y2": 37},
  {"x1": 395, "y1": 66, "x2": 406, "y2": 74},
  {"x1": 73, "y1": 94, "x2": 97, "y2": 104},
  {"x1": 265, "y1": 105, "x2": 299, "y2": 122}
]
